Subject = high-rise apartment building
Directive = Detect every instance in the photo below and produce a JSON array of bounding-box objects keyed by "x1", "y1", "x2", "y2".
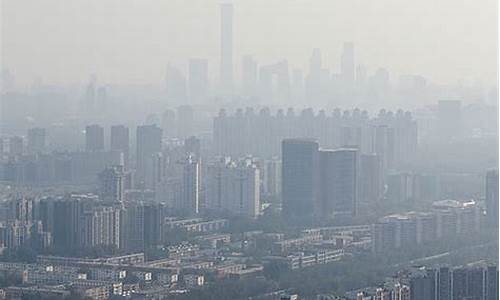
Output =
[
  {"x1": 98, "y1": 165, "x2": 126, "y2": 203},
  {"x1": 206, "y1": 158, "x2": 260, "y2": 218},
  {"x1": 181, "y1": 155, "x2": 200, "y2": 216}
]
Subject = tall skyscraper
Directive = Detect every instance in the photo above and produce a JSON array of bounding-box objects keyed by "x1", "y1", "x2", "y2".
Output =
[
  {"x1": 27, "y1": 127, "x2": 46, "y2": 154},
  {"x1": 80, "y1": 205, "x2": 121, "y2": 249},
  {"x1": 341, "y1": 42, "x2": 355, "y2": 84},
  {"x1": 136, "y1": 125, "x2": 162, "y2": 184},
  {"x1": 182, "y1": 155, "x2": 200, "y2": 216},
  {"x1": 486, "y1": 169, "x2": 498, "y2": 227},
  {"x1": 120, "y1": 202, "x2": 144, "y2": 252},
  {"x1": 85, "y1": 124, "x2": 104, "y2": 152},
  {"x1": 409, "y1": 268, "x2": 436, "y2": 300},
  {"x1": 281, "y1": 139, "x2": 319, "y2": 219},
  {"x1": 319, "y1": 148, "x2": 358, "y2": 219},
  {"x1": 220, "y1": 3, "x2": 233, "y2": 92},
  {"x1": 188, "y1": 58, "x2": 209, "y2": 104},
  {"x1": 98, "y1": 165, "x2": 126, "y2": 202},
  {"x1": 110, "y1": 125, "x2": 130, "y2": 167}
]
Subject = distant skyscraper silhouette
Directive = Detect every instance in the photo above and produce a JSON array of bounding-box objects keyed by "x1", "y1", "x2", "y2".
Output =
[
  {"x1": 110, "y1": 125, "x2": 130, "y2": 166},
  {"x1": 177, "y1": 105, "x2": 194, "y2": 138},
  {"x1": 161, "y1": 109, "x2": 176, "y2": 138},
  {"x1": 85, "y1": 124, "x2": 104, "y2": 152},
  {"x1": 242, "y1": 55, "x2": 258, "y2": 96},
  {"x1": 136, "y1": 124, "x2": 162, "y2": 184},
  {"x1": 220, "y1": 3, "x2": 234, "y2": 92},
  {"x1": 188, "y1": 58, "x2": 209, "y2": 104},
  {"x1": 341, "y1": 42, "x2": 355, "y2": 84},
  {"x1": 165, "y1": 64, "x2": 188, "y2": 104}
]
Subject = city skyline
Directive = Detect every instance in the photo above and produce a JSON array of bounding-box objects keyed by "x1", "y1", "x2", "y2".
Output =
[{"x1": 2, "y1": 0, "x2": 497, "y2": 87}]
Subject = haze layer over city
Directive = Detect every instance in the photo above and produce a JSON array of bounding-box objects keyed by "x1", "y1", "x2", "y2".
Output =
[{"x1": 0, "y1": 1, "x2": 498, "y2": 300}]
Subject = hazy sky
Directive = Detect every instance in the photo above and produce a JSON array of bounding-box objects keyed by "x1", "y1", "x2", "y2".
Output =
[{"x1": 1, "y1": 0, "x2": 498, "y2": 87}]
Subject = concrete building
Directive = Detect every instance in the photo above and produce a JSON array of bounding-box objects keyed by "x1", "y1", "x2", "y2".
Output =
[
  {"x1": 206, "y1": 158, "x2": 260, "y2": 218},
  {"x1": 98, "y1": 165, "x2": 125, "y2": 202},
  {"x1": 181, "y1": 155, "x2": 200, "y2": 216},
  {"x1": 282, "y1": 139, "x2": 319, "y2": 219},
  {"x1": 80, "y1": 206, "x2": 121, "y2": 249},
  {"x1": 319, "y1": 148, "x2": 358, "y2": 220},
  {"x1": 136, "y1": 124, "x2": 162, "y2": 186}
]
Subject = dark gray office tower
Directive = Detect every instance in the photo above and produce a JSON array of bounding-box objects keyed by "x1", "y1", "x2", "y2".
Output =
[
  {"x1": 486, "y1": 169, "x2": 498, "y2": 227},
  {"x1": 136, "y1": 124, "x2": 162, "y2": 183},
  {"x1": 341, "y1": 42, "x2": 355, "y2": 84},
  {"x1": 120, "y1": 202, "x2": 145, "y2": 252},
  {"x1": 52, "y1": 197, "x2": 91, "y2": 250},
  {"x1": 319, "y1": 148, "x2": 358, "y2": 220},
  {"x1": 282, "y1": 139, "x2": 319, "y2": 219},
  {"x1": 220, "y1": 3, "x2": 233, "y2": 92},
  {"x1": 110, "y1": 125, "x2": 130, "y2": 166},
  {"x1": 410, "y1": 269, "x2": 436, "y2": 300},
  {"x1": 188, "y1": 58, "x2": 209, "y2": 104},
  {"x1": 85, "y1": 124, "x2": 104, "y2": 152},
  {"x1": 143, "y1": 203, "x2": 165, "y2": 248},
  {"x1": 27, "y1": 127, "x2": 46, "y2": 154}
]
